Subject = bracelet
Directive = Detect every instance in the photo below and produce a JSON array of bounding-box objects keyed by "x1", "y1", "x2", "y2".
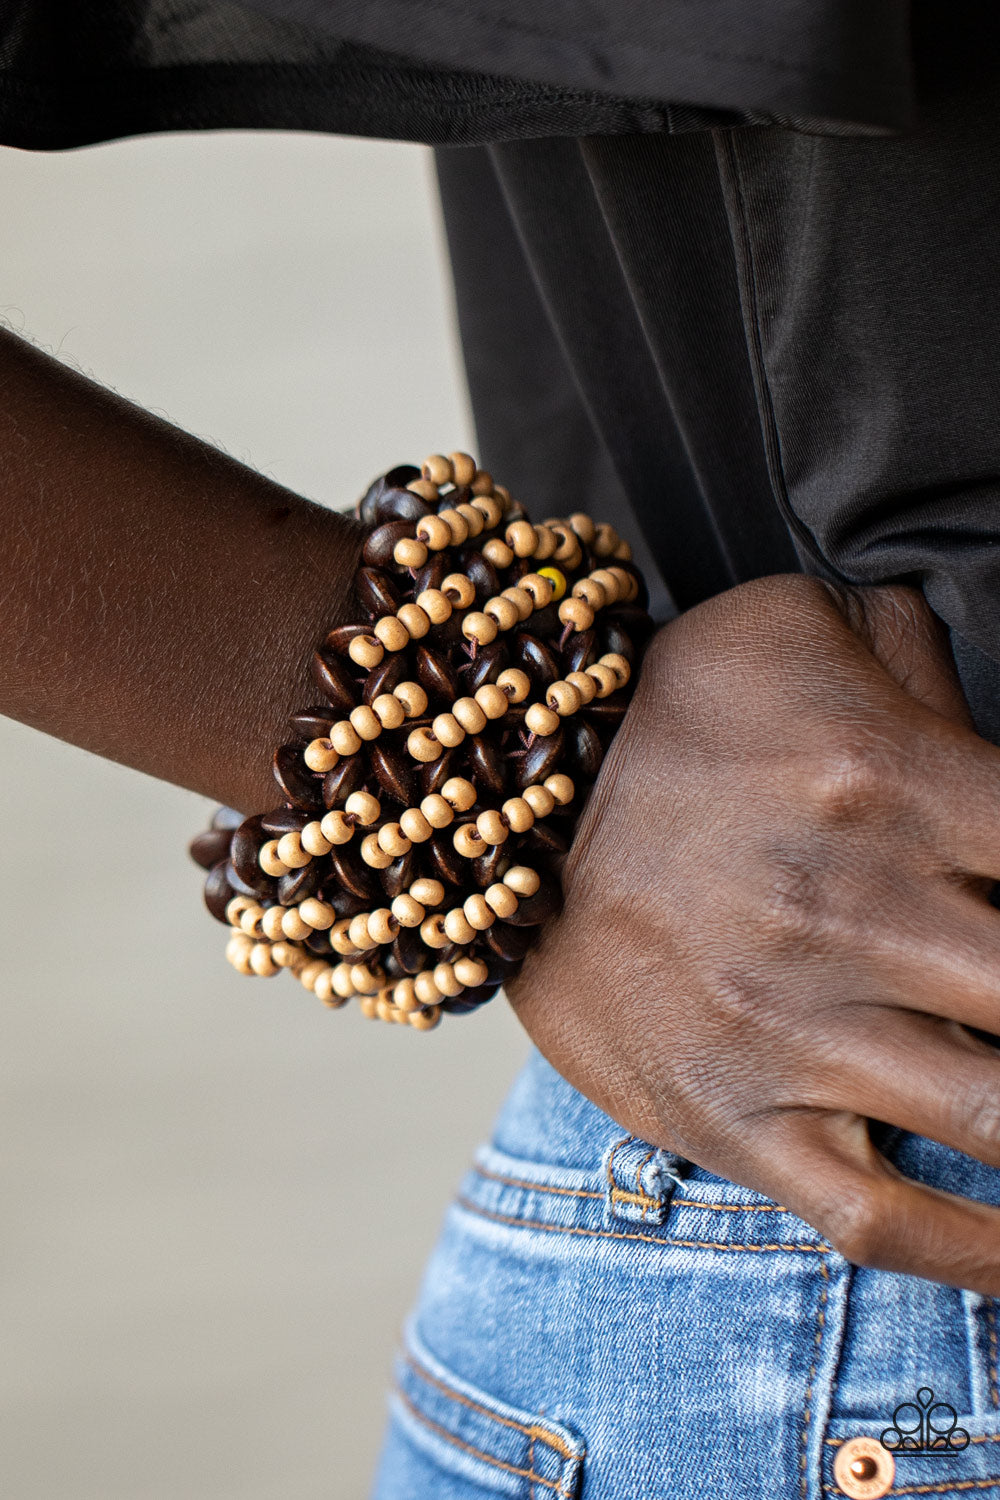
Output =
[{"x1": 189, "y1": 453, "x2": 654, "y2": 1029}]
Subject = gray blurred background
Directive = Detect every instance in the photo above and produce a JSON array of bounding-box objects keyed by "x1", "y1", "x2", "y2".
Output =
[{"x1": 0, "y1": 130, "x2": 530, "y2": 1498}]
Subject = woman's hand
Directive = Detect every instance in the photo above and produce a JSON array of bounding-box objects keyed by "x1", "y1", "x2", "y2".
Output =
[{"x1": 506, "y1": 574, "x2": 1000, "y2": 1293}]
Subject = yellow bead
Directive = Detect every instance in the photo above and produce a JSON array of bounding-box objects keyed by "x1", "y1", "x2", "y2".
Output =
[
  {"x1": 452, "y1": 696, "x2": 488, "y2": 734},
  {"x1": 420, "y1": 914, "x2": 450, "y2": 949},
  {"x1": 474, "y1": 684, "x2": 509, "y2": 720},
  {"x1": 259, "y1": 840, "x2": 290, "y2": 877},
  {"x1": 301, "y1": 821, "x2": 333, "y2": 856},
  {"x1": 546, "y1": 681, "x2": 582, "y2": 716},
  {"x1": 393, "y1": 536, "x2": 428, "y2": 568},
  {"x1": 378, "y1": 822, "x2": 412, "y2": 856},
  {"x1": 453, "y1": 822, "x2": 486, "y2": 858},
  {"x1": 413, "y1": 971, "x2": 442, "y2": 1006},
  {"x1": 372, "y1": 692, "x2": 405, "y2": 729},
  {"x1": 476, "y1": 810, "x2": 509, "y2": 846}
]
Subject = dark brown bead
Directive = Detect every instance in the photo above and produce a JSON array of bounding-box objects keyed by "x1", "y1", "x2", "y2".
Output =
[
  {"x1": 322, "y1": 755, "x2": 368, "y2": 808},
  {"x1": 392, "y1": 925, "x2": 427, "y2": 974},
  {"x1": 420, "y1": 747, "x2": 456, "y2": 797},
  {"x1": 375, "y1": 486, "x2": 431, "y2": 524},
  {"x1": 358, "y1": 468, "x2": 419, "y2": 525},
  {"x1": 503, "y1": 874, "x2": 562, "y2": 926},
  {"x1": 471, "y1": 842, "x2": 507, "y2": 888},
  {"x1": 515, "y1": 727, "x2": 564, "y2": 788},
  {"x1": 611, "y1": 561, "x2": 649, "y2": 610},
  {"x1": 362, "y1": 519, "x2": 414, "y2": 570},
  {"x1": 230, "y1": 815, "x2": 278, "y2": 897},
  {"x1": 597, "y1": 617, "x2": 634, "y2": 663},
  {"x1": 482, "y1": 920, "x2": 534, "y2": 962},
  {"x1": 355, "y1": 565, "x2": 400, "y2": 619},
  {"x1": 582, "y1": 692, "x2": 628, "y2": 731},
  {"x1": 562, "y1": 627, "x2": 598, "y2": 674},
  {"x1": 527, "y1": 602, "x2": 560, "y2": 640},
  {"x1": 444, "y1": 984, "x2": 501, "y2": 1013},
  {"x1": 273, "y1": 744, "x2": 326, "y2": 811},
  {"x1": 424, "y1": 832, "x2": 466, "y2": 887},
  {"x1": 304, "y1": 928, "x2": 332, "y2": 955},
  {"x1": 310, "y1": 648, "x2": 358, "y2": 713},
  {"x1": 462, "y1": 638, "x2": 508, "y2": 692},
  {"x1": 260, "y1": 806, "x2": 310, "y2": 836},
  {"x1": 224, "y1": 860, "x2": 262, "y2": 898},
  {"x1": 479, "y1": 952, "x2": 523, "y2": 986},
  {"x1": 278, "y1": 860, "x2": 323, "y2": 905},
  {"x1": 204, "y1": 860, "x2": 236, "y2": 923},
  {"x1": 457, "y1": 548, "x2": 499, "y2": 603},
  {"x1": 211, "y1": 806, "x2": 244, "y2": 831},
  {"x1": 324, "y1": 622, "x2": 374, "y2": 658},
  {"x1": 437, "y1": 941, "x2": 465, "y2": 966},
  {"x1": 189, "y1": 826, "x2": 233, "y2": 870},
  {"x1": 466, "y1": 734, "x2": 505, "y2": 796},
  {"x1": 328, "y1": 844, "x2": 382, "y2": 902},
  {"x1": 381, "y1": 850, "x2": 414, "y2": 900},
  {"x1": 361, "y1": 651, "x2": 408, "y2": 705},
  {"x1": 412, "y1": 554, "x2": 447, "y2": 596},
  {"x1": 370, "y1": 741, "x2": 417, "y2": 805},
  {"x1": 514, "y1": 632, "x2": 560, "y2": 690},
  {"x1": 564, "y1": 719, "x2": 604, "y2": 780},
  {"x1": 521, "y1": 822, "x2": 570, "y2": 860},
  {"x1": 322, "y1": 884, "x2": 370, "y2": 920},
  {"x1": 287, "y1": 706, "x2": 338, "y2": 742},
  {"x1": 382, "y1": 950, "x2": 404, "y2": 981},
  {"x1": 415, "y1": 644, "x2": 459, "y2": 703}
]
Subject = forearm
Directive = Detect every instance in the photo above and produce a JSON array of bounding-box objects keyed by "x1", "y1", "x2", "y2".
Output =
[{"x1": 0, "y1": 328, "x2": 365, "y2": 812}]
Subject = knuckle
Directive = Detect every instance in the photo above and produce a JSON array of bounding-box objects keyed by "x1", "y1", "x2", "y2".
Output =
[
  {"x1": 959, "y1": 1091, "x2": 1000, "y2": 1155},
  {"x1": 798, "y1": 744, "x2": 891, "y2": 823},
  {"x1": 820, "y1": 1183, "x2": 886, "y2": 1265},
  {"x1": 753, "y1": 849, "x2": 832, "y2": 949}
]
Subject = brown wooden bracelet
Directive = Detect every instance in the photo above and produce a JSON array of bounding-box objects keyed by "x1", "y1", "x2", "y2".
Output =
[{"x1": 189, "y1": 453, "x2": 655, "y2": 1029}]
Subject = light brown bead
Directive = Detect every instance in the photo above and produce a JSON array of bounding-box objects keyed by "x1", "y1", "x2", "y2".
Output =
[
  {"x1": 393, "y1": 976, "x2": 422, "y2": 1012},
  {"x1": 472, "y1": 495, "x2": 504, "y2": 530},
  {"x1": 399, "y1": 807, "x2": 433, "y2": 843},
  {"x1": 443, "y1": 908, "x2": 477, "y2": 946},
  {"x1": 462, "y1": 610, "x2": 499, "y2": 646},
  {"x1": 496, "y1": 668, "x2": 531, "y2": 703},
  {"x1": 413, "y1": 971, "x2": 442, "y2": 1006},
  {"x1": 281, "y1": 907, "x2": 312, "y2": 941},
  {"x1": 568, "y1": 512, "x2": 596, "y2": 545},
  {"x1": 373, "y1": 615, "x2": 410, "y2": 652},
  {"x1": 522, "y1": 783, "x2": 556, "y2": 818},
  {"x1": 391, "y1": 893, "x2": 425, "y2": 927},
  {"x1": 416, "y1": 513, "x2": 451, "y2": 550},
  {"x1": 454, "y1": 956, "x2": 489, "y2": 988},
  {"x1": 590, "y1": 567, "x2": 623, "y2": 602},
  {"x1": 501, "y1": 796, "x2": 535, "y2": 834},
  {"x1": 343, "y1": 791, "x2": 379, "y2": 826},
  {"x1": 503, "y1": 864, "x2": 541, "y2": 896},
  {"x1": 276, "y1": 831, "x2": 311, "y2": 868},
  {"x1": 304, "y1": 737, "x2": 339, "y2": 772},
  {"x1": 455, "y1": 502, "x2": 484, "y2": 537},
  {"x1": 482, "y1": 537, "x2": 514, "y2": 569},
  {"x1": 423, "y1": 452, "x2": 454, "y2": 485},
  {"x1": 474, "y1": 683, "x2": 509, "y2": 720},
  {"x1": 438, "y1": 508, "x2": 469, "y2": 546},
  {"x1": 320, "y1": 810, "x2": 355, "y2": 845},
  {"x1": 407, "y1": 476, "x2": 439, "y2": 501},
  {"x1": 483, "y1": 595, "x2": 520, "y2": 631},
  {"x1": 441, "y1": 573, "x2": 476, "y2": 609},
  {"x1": 350, "y1": 963, "x2": 382, "y2": 994},
  {"x1": 360, "y1": 832, "x2": 393, "y2": 868},
  {"x1": 410, "y1": 877, "x2": 445, "y2": 907},
  {"x1": 571, "y1": 577, "x2": 607, "y2": 609},
  {"x1": 330, "y1": 720, "x2": 363, "y2": 757},
  {"x1": 532, "y1": 524, "x2": 558, "y2": 560},
  {"x1": 470, "y1": 468, "x2": 494, "y2": 495},
  {"x1": 262, "y1": 905, "x2": 287, "y2": 941},
  {"x1": 348, "y1": 633, "x2": 384, "y2": 669},
  {"x1": 367, "y1": 908, "x2": 397, "y2": 946},
  {"x1": 505, "y1": 519, "x2": 538, "y2": 557},
  {"x1": 585, "y1": 662, "x2": 618, "y2": 697},
  {"x1": 453, "y1": 822, "x2": 486, "y2": 858},
  {"x1": 463, "y1": 893, "x2": 495, "y2": 930},
  {"x1": 408, "y1": 1004, "x2": 442, "y2": 1030},
  {"x1": 397, "y1": 602, "x2": 431, "y2": 639},
  {"x1": 557, "y1": 596, "x2": 595, "y2": 632},
  {"x1": 431, "y1": 712, "x2": 466, "y2": 748},
  {"x1": 349, "y1": 705, "x2": 382, "y2": 741},
  {"x1": 452, "y1": 696, "x2": 488, "y2": 734},
  {"x1": 372, "y1": 693, "x2": 405, "y2": 730},
  {"x1": 550, "y1": 522, "x2": 582, "y2": 563},
  {"x1": 545, "y1": 772, "x2": 575, "y2": 805},
  {"x1": 442, "y1": 777, "x2": 477, "y2": 811},
  {"x1": 378, "y1": 822, "x2": 412, "y2": 857},
  {"x1": 432, "y1": 960, "x2": 465, "y2": 996},
  {"x1": 313, "y1": 968, "x2": 337, "y2": 1006},
  {"x1": 484, "y1": 882, "x2": 519, "y2": 919},
  {"x1": 349, "y1": 913, "x2": 373, "y2": 949},
  {"x1": 407, "y1": 726, "x2": 443, "y2": 762},
  {"x1": 420, "y1": 913, "x2": 450, "y2": 949},
  {"x1": 493, "y1": 484, "x2": 513, "y2": 510},
  {"x1": 298, "y1": 958, "x2": 329, "y2": 992},
  {"x1": 393, "y1": 535, "x2": 428, "y2": 568},
  {"x1": 300, "y1": 898, "x2": 335, "y2": 931},
  {"x1": 476, "y1": 809, "x2": 509, "y2": 846},
  {"x1": 394, "y1": 681, "x2": 428, "y2": 718},
  {"x1": 259, "y1": 840, "x2": 290, "y2": 877},
  {"x1": 270, "y1": 940, "x2": 300, "y2": 968},
  {"x1": 330, "y1": 918, "x2": 358, "y2": 956},
  {"x1": 225, "y1": 895, "x2": 254, "y2": 926},
  {"x1": 501, "y1": 586, "x2": 534, "y2": 621},
  {"x1": 301, "y1": 821, "x2": 333, "y2": 857},
  {"x1": 593, "y1": 522, "x2": 620, "y2": 556},
  {"x1": 419, "y1": 793, "x2": 454, "y2": 829},
  {"x1": 546, "y1": 680, "x2": 582, "y2": 716},
  {"x1": 565, "y1": 670, "x2": 597, "y2": 705},
  {"x1": 449, "y1": 451, "x2": 477, "y2": 486},
  {"x1": 415, "y1": 588, "x2": 452, "y2": 625},
  {"x1": 525, "y1": 702, "x2": 560, "y2": 737},
  {"x1": 601, "y1": 651, "x2": 631, "y2": 686},
  {"x1": 519, "y1": 572, "x2": 554, "y2": 606},
  {"x1": 358, "y1": 993, "x2": 378, "y2": 1019},
  {"x1": 332, "y1": 963, "x2": 356, "y2": 999},
  {"x1": 613, "y1": 539, "x2": 633, "y2": 561},
  {"x1": 225, "y1": 933, "x2": 255, "y2": 974},
  {"x1": 239, "y1": 903, "x2": 265, "y2": 936}
]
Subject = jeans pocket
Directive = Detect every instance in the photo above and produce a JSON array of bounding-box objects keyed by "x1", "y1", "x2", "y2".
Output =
[
  {"x1": 371, "y1": 1320, "x2": 586, "y2": 1499},
  {"x1": 823, "y1": 1413, "x2": 1000, "y2": 1498}
]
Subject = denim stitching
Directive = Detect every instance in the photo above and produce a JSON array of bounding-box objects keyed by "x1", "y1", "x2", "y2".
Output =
[
  {"x1": 987, "y1": 1301, "x2": 1000, "y2": 1410},
  {"x1": 825, "y1": 1438, "x2": 1000, "y2": 1446},
  {"x1": 636, "y1": 1148, "x2": 656, "y2": 1221},
  {"x1": 404, "y1": 1354, "x2": 576, "y2": 1459},
  {"x1": 471, "y1": 1162, "x2": 789, "y2": 1212},
  {"x1": 825, "y1": 1482, "x2": 1000, "y2": 1496},
  {"x1": 394, "y1": 1384, "x2": 570, "y2": 1495},
  {"x1": 457, "y1": 1195, "x2": 830, "y2": 1254},
  {"x1": 801, "y1": 1258, "x2": 831, "y2": 1498}
]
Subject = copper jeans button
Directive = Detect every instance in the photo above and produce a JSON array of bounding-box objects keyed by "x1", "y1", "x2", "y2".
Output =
[{"x1": 833, "y1": 1436, "x2": 896, "y2": 1498}]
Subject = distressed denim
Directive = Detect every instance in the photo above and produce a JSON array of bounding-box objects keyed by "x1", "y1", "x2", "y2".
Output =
[{"x1": 372, "y1": 1048, "x2": 1000, "y2": 1499}]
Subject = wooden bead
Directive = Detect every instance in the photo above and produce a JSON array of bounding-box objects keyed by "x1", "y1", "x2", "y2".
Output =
[
  {"x1": 378, "y1": 822, "x2": 412, "y2": 857},
  {"x1": 558, "y1": 596, "x2": 595, "y2": 632},
  {"x1": 586, "y1": 662, "x2": 618, "y2": 697},
  {"x1": 408, "y1": 1005, "x2": 442, "y2": 1030},
  {"x1": 519, "y1": 573, "x2": 554, "y2": 607},
  {"x1": 501, "y1": 796, "x2": 535, "y2": 834},
  {"x1": 444, "y1": 908, "x2": 477, "y2": 946},
  {"x1": 360, "y1": 832, "x2": 393, "y2": 868},
  {"x1": 342, "y1": 791, "x2": 378, "y2": 826},
  {"x1": 276, "y1": 831, "x2": 311, "y2": 868},
  {"x1": 484, "y1": 882, "x2": 519, "y2": 919},
  {"x1": 482, "y1": 537, "x2": 514, "y2": 569},
  {"x1": 501, "y1": 585, "x2": 534, "y2": 621},
  {"x1": 420, "y1": 793, "x2": 454, "y2": 829},
  {"x1": 348, "y1": 633, "x2": 384, "y2": 669},
  {"x1": 393, "y1": 536, "x2": 428, "y2": 568},
  {"x1": 416, "y1": 513, "x2": 451, "y2": 550},
  {"x1": 442, "y1": 777, "x2": 477, "y2": 812},
  {"x1": 454, "y1": 956, "x2": 489, "y2": 988},
  {"x1": 298, "y1": 958, "x2": 329, "y2": 991},
  {"x1": 397, "y1": 602, "x2": 431, "y2": 639},
  {"x1": 348, "y1": 913, "x2": 372, "y2": 949},
  {"x1": 453, "y1": 822, "x2": 486, "y2": 858},
  {"x1": 301, "y1": 821, "x2": 333, "y2": 856},
  {"x1": 449, "y1": 451, "x2": 477, "y2": 486},
  {"x1": 423, "y1": 453, "x2": 454, "y2": 485},
  {"x1": 549, "y1": 522, "x2": 582, "y2": 563},
  {"x1": 407, "y1": 476, "x2": 439, "y2": 502},
  {"x1": 349, "y1": 705, "x2": 382, "y2": 741},
  {"x1": 441, "y1": 573, "x2": 476, "y2": 609},
  {"x1": 593, "y1": 522, "x2": 619, "y2": 556},
  {"x1": 330, "y1": 918, "x2": 358, "y2": 955},
  {"x1": 533, "y1": 525, "x2": 558, "y2": 560},
  {"x1": 463, "y1": 893, "x2": 495, "y2": 930},
  {"x1": 476, "y1": 809, "x2": 509, "y2": 846},
  {"x1": 399, "y1": 807, "x2": 433, "y2": 843},
  {"x1": 358, "y1": 993, "x2": 378, "y2": 1019},
  {"x1": 281, "y1": 907, "x2": 312, "y2": 940},
  {"x1": 432, "y1": 960, "x2": 465, "y2": 996},
  {"x1": 438, "y1": 508, "x2": 469, "y2": 546},
  {"x1": 503, "y1": 865, "x2": 541, "y2": 896},
  {"x1": 259, "y1": 840, "x2": 290, "y2": 877},
  {"x1": 601, "y1": 651, "x2": 631, "y2": 686},
  {"x1": 474, "y1": 683, "x2": 509, "y2": 719},
  {"x1": 410, "y1": 877, "x2": 445, "y2": 907},
  {"x1": 589, "y1": 567, "x2": 623, "y2": 602},
  {"x1": 420, "y1": 913, "x2": 450, "y2": 948},
  {"x1": 452, "y1": 696, "x2": 488, "y2": 734},
  {"x1": 262, "y1": 905, "x2": 287, "y2": 941},
  {"x1": 572, "y1": 577, "x2": 607, "y2": 609},
  {"x1": 462, "y1": 610, "x2": 499, "y2": 646},
  {"x1": 373, "y1": 615, "x2": 410, "y2": 652},
  {"x1": 505, "y1": 519, "x2": 537, "y2": 557},
  {"x1": 330, "y1": 720, "x2": 363, "y2": 756},
  {"x1": 523, "y1": 783, "x2": 556, "y2": 817},
  {"x1": 393, "y1": 977, "x2": 422, "y2": 1012},
  {"x1": 525, "y1": 702, "x2": 560, "y2": 736},
  {"x1": 332, "y1": 963, "x2": 356, "y2": 998},
  {"x1": 304, "y1": 737, "x2": 339, "y2": 772},
  {"x1": 372, "y1": 693, "x2": 405, "y2": 729},
  {"x1": 313, "y1": 968, "x2": 337, "y2": 1006},
  {"x1": 270, "y1": 940, "x2": 300, "y2": 968},
  {"x1": 495, "y1": 668, "x2": 530, "y2": 703},
  {"x1": 407, "y1": 726, "x2": 442, "y2": 762},
  {"x1": 394, "y1": 681, "x2": 428, "y2": 717},
  {"x1": 546, "y1": 681, "x2": 582, "y2": 716},
  {"x1": 470, "y1": 468, "x2": 494, "y2": 496},
  {"x1": 225, "y1": 933, "x2": 255, "y2": 973},
  {"x1": 320, "y1": 810, "x2": 355, "y2": 845},
  {"x1": 565, "y1": 670, "x2": 597, "y2": 705},
  {"x1": 484, "y1": 596, "x2": 520, "y2": 631},
  {"x1": 415, "y1": 588, "x2": 452, "y2": 625},
  {"x1": 225, "y1": 895, "x2": 254, "y2": 925},
  {"x1": 350, "y1": 963, "x2": 382, "y2": 994},
  {"x1": 239, "y1": 903, "x2": 265, "y2": 936},
  {"x1": 568, "y1": 512, "x2": 596, "y2": 545},
  {"x1": 432, "y1": 712, "x2": 466, "y2": 748},
  {"x1": 545, "y1": 772, "x2": 575, "y2": 805},
  {"x1": 413, "y1": 971, "x2": 442, "y2": 1005},
  {"x1": 366, "y1": 908, "x2": 396, "y2": 945},
  {"x1": 471, "y1": 495, "x2": 503, "y2": 529},
  {"x1": 392, "y1": 893, "x2": 425, "y2": 927},
  {"x1": 300, "y1": 898, "x2": 336, "y2": 930}
]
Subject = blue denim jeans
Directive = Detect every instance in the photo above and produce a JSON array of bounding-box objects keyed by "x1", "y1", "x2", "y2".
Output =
[{"x1": 372, "y1": 1048, "x2": 1000, "y2": 1499}]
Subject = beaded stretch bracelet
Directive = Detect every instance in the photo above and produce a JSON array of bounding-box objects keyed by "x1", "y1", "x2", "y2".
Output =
[{"x1": 189, "y1": 453, "x2": 655, "y2": 1029}]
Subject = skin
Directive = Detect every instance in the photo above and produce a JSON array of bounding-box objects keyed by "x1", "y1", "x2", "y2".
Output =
[{"x1": 5, "y1": 328, "x2": 1000, "y2": 1291}]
